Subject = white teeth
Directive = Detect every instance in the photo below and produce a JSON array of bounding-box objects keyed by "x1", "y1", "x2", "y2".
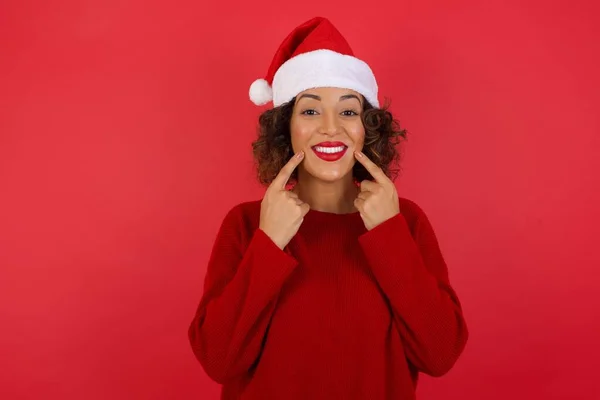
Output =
[{"x1": 314, "y1": 146, "x2": 346, "y2": 154}]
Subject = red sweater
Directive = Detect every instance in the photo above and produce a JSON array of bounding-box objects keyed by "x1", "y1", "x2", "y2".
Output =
[{"x1": 188, "y1": 197, "x2": 468, "y2": 399}]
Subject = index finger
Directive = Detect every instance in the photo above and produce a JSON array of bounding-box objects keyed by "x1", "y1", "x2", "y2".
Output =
[
  {"x1": 271, "y1": 151, "x2": 304, "y2": 190},
  {"x1": 354, "y1": 151, "x2": 390, "y2": 184}
]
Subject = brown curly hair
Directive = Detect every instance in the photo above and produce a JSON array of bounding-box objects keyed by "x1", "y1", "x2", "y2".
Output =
[{"x1": 251, "y1": 96, "x2": 408, "y2": 186}]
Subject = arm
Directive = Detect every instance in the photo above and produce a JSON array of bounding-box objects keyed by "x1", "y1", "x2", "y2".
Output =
[
  {"x1": 188, "y1": 206, "x2": 298, "y2": 383},
  {"x1": 358, "y1": 208, "x2": 468, "y2": 377}
]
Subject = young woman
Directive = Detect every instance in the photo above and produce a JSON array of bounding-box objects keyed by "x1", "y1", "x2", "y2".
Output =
[{"x1": 189, "y1": 16, "x2": 468, "y2": 400}]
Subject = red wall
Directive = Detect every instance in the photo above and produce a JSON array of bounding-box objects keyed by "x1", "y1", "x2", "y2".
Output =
[{"x1": 1, "y1": 1, "x2": 599, "y2": 399}]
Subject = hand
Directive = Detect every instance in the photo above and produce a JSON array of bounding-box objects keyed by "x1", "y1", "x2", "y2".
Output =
[
  {"x1": 259, "y1": 151, "x2": 310, "y2": 249},
  {"x1": 353, "y1": 151, "x2": 400, "y2": 230}
]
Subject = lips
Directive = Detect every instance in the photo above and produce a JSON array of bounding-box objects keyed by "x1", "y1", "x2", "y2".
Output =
[{"x1": 311, "y1": 141, "x2": 348, "y2": 162}]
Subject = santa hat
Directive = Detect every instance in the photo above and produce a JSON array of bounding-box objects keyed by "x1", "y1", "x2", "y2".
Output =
[{"x1": 249, "y1": 17, "x2": 379, "y2": 108}]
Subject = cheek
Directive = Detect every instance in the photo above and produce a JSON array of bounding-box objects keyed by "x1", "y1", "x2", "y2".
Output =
[
  {"x1": 290, "y1": 121, "x2": 313, "y2": 149},
  {"x1": 348, "y1": 124, "x2": 366, "y2": 149}
]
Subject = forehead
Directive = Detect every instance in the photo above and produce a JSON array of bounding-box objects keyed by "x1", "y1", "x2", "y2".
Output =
[{"x1": 297, "y1": 87, "x2": 362, "y2": 99}]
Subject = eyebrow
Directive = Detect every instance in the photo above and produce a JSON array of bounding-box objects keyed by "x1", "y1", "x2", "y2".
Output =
[
  {"x1": 339, "y1": 94, "x2": 362, "y2": 103},
  {"x1": 297, "y1": 93, "x2": 362, "y2": 104}
]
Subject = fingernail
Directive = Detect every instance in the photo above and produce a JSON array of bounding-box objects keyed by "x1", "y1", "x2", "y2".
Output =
[
  {"x1": 356, "y1": 151, "x2": 363, "y2": 158},
  {"x1": 297, "y1": 151, "x2": 304, "y2": 158}
]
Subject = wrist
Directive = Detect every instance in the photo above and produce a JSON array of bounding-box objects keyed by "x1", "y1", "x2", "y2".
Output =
[{"x1": 259, "y1": 227, "x2": 286, "y2": 250}]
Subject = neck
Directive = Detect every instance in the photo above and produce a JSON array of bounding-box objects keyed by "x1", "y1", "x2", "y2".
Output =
[{"x1": 292, "y1": 171, "x2": 359, "y2": 214}]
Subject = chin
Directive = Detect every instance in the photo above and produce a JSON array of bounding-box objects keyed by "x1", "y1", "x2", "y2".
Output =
[{"x1": 306, "y1": 165, "x2": 352, "y2": 183}]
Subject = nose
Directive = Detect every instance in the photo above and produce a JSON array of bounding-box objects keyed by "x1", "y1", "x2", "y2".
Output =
[{"x1": 318, "y1": 111, "x2": 340, "y2": 136}]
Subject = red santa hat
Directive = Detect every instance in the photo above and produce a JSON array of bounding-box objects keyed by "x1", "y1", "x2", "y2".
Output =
[{"x1": 249, "y1": 17, "x2": 379, "y2": 108}]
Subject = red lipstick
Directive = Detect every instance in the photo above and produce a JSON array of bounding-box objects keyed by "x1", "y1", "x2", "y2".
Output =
[{"x1": 311, "y1": 141, "x2": 348, "y2": 162}]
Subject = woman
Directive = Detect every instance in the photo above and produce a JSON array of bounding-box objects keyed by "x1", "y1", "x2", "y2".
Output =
[{"x1": 188, "y1": 16, "x2": 468, "y2": 400}]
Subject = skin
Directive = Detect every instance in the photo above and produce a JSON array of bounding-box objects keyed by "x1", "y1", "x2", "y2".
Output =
[
  {"x1": 290, "y1": 87, "x2": 365, "y2": 214},
  {"x1": 259, "y1": 87, "x2": 401, "y2": 249}
]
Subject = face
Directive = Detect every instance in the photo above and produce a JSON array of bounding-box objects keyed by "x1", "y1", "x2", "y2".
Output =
[{"x1": 290, "y1": 87, "x2": 365, "y2": 183}]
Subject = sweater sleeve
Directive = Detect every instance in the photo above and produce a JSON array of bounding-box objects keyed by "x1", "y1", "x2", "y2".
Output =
[
  {"x1": 188, "y1": 206, "x2": 299, "y2": 384},
  {"x1": 357, "y1": 208, "x2": 468, "y2": 377}
]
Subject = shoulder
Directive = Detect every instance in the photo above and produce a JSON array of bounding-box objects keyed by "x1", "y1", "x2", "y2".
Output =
[
  {"x1": 211, "y1": 199, "x2": 262, "y2": 251},
  {"x1": 398, "y1": 196, "x2": 427, "y2": 219},
  {"x1": 227, "y1": 199, "x2": 261, "y2": 218},
  {"x1": 220, "y1": 199, "x2": 262, "y2": 232},
  {"x1": 397, "y1": 196, "x2": 433, "y2": 236}
]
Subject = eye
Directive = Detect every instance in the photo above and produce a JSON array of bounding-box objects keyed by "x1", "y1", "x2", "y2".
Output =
[
  {"x1": 301, "y1": 109, "x2": 318, "y2": 115},
  {"x1": 341, "y1": 110, "x2": 359, "y2": 116}
]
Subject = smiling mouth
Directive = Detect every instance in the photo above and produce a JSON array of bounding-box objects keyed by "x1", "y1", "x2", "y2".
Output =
[
  {"x1": 313, "y1": 145, "x2": 347, "y2": 153},
  {"x1": 311, "y1": 144, "x2": 349, "y2": 162}
]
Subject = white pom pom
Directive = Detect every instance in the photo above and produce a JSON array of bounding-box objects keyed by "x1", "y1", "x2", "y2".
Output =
[{"x1": 249, "y1": 78, "x2": 273, "y2": 105}]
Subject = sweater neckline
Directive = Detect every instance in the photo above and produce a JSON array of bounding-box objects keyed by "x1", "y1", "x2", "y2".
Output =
[
  {"x1": 299, "y1": 207, "x2": 366, "y2": 236},
  {"x1": 305, "y1": 208, "x2": 361, "y2": 219}
]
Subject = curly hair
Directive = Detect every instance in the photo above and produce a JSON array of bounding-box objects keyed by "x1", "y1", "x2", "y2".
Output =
[{"x1": 251, "y1": 96, "x2": 408, "y2": 186}]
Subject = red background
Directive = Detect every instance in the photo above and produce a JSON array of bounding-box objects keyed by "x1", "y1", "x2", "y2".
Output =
[{"x1": 1, "y1": 0, "x2": 599, "y2": 399}]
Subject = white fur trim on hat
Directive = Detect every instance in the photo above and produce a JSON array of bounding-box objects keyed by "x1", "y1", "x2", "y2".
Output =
[
  {"x1": 271, "y1": 49, "x2": 379, "y2": 108},
  {"x1": 249, "y1": 78, "x2": 273, "y2": 105}
]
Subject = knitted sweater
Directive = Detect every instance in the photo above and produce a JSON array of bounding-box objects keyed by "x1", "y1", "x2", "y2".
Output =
[{"x1": 188, "y1": 197, "x2": 468, "y2": 399}]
